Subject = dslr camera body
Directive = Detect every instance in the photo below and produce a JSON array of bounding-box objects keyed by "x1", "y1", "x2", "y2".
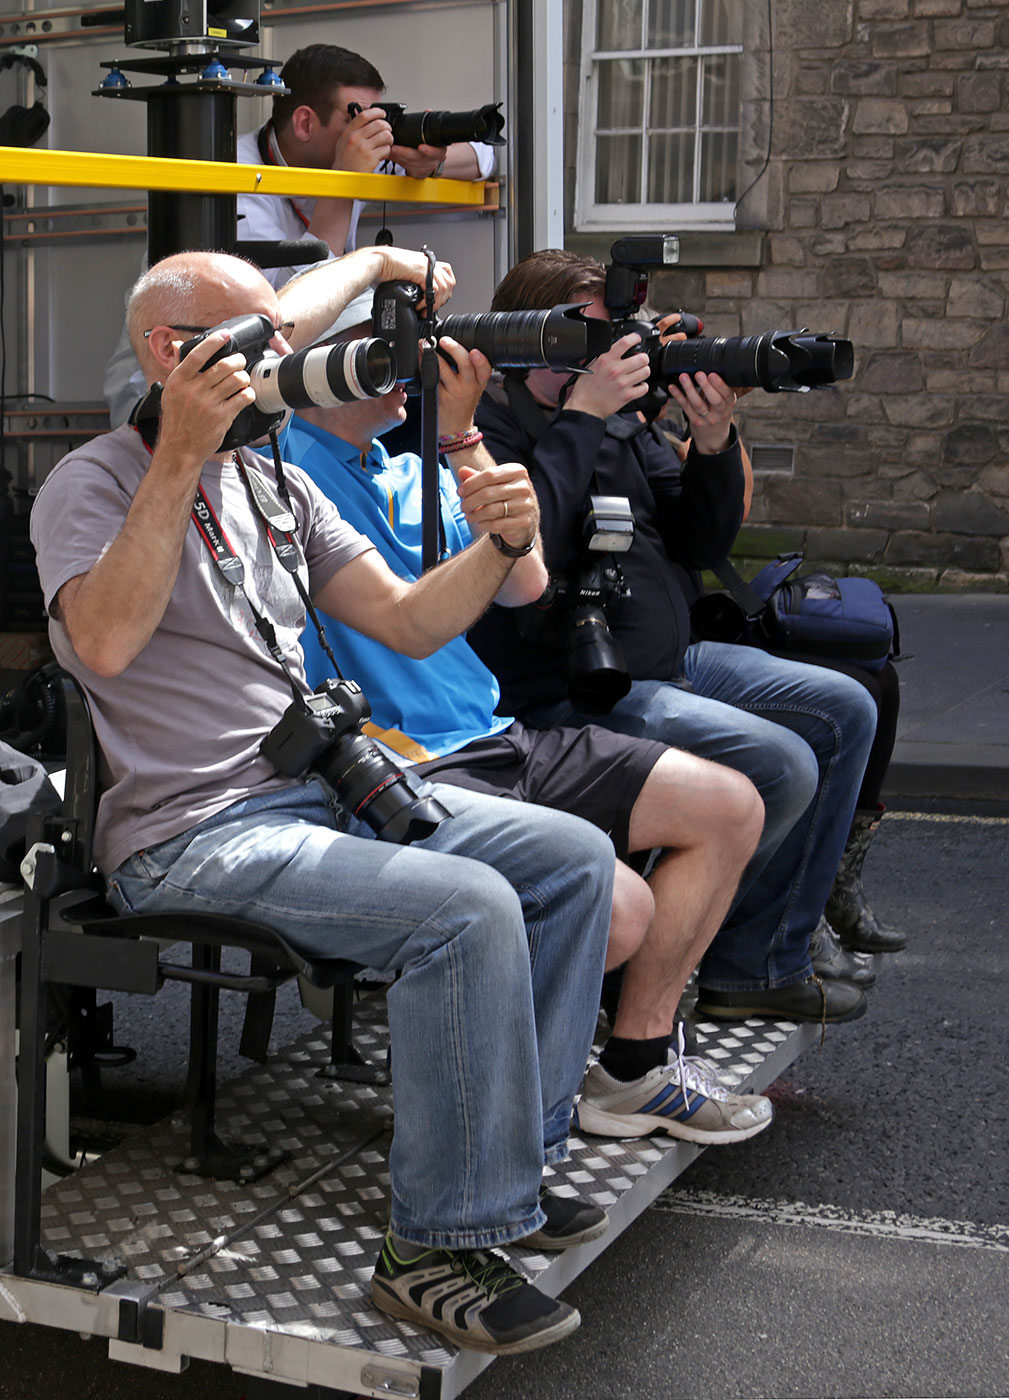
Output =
[
  {"x1": 262, "y1": 679, "x2": 448, "y2": 845},
  {"x1": 133, "y1": 313, "x2": 398, "y2": 452},
  {"x1": 347, "y1": 100, "x2": 505, "y2": 150},
  {"x1": 518, "y1": 496, "x2": 635, "y2": 716},
  {"x1": 603, "y1": 235, "x2": 855, "y2": 414}
]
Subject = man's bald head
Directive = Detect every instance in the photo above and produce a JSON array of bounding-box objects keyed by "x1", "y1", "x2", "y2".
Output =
[{"x1": 127, "y1": 251, "x2": 280, "y2": 380}]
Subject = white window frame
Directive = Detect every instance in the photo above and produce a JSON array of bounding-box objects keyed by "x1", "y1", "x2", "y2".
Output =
[{"x1": 574, "y1": 0, "x2": 744, "y2": 233}]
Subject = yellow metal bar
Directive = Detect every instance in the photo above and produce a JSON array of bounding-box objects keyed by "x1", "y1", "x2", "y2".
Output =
[{"x1": 0, "y1": 145, "x2": 491, "y2": 207}]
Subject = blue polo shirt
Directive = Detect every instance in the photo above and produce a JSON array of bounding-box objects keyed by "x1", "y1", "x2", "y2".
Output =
[{"x1": 279, "y1": 414, "x2": 514, "y2": 760}]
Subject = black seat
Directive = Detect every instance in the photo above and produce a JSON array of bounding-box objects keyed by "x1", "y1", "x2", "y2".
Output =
[{"x1": 11, "y1": 673, "x2": 386, "y2": 1285}]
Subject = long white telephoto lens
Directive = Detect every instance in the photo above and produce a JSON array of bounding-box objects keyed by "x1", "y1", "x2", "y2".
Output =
[{"x1": 249, "y1": 339, "x2": 397, "y2": 411}]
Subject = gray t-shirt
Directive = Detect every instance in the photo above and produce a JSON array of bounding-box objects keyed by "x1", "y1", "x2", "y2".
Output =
[{"x1": 31, "y1": 425, "x2": 373, "y2": 873}]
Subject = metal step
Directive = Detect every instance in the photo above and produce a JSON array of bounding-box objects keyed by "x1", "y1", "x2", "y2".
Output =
[{"x1": 0, "y1": 997, "x2": 820, "y2": 1399}]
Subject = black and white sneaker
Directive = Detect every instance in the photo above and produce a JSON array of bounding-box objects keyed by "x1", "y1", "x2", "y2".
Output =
[
  {"x1": 370, "y1": 1236, "x2": 580, "y2": 1355},
  {"x1": 521, "y1": 1187, "x2": 609, "y2": 1251}
]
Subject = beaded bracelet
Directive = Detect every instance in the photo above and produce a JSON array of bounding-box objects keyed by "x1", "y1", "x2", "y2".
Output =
[{"x1": 438, "y1": 429, "x2": 483, "y2": 453}]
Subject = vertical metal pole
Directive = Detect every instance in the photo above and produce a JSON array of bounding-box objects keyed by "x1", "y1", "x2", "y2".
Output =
[
  {"x1": 146, "y1": 87, "x2": 238, "y2": 265},
  {"x1": 12, "y1": 838, "x2": 51, "y2": 1277},
  {"x1": 0, "y1": 894, "x2": 22, "y2": 1269},
  {"x1": 511, "y1": 0, "x2": 565, "y2": 264}
]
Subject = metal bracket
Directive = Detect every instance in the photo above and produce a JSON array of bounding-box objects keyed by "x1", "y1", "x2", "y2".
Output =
[{"x1": 19, "y1": 841, "x2": 54, "y2": 892}]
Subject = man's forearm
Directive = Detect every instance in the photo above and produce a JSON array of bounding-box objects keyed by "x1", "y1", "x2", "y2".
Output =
[
  {"x1": 306, "y1": 197, "x2": 356, "y2": 261},
  {"x1": 278, "y1": 248, "x2": 387, "y2": 350},
  {"x1": 395, "y1": 534, "x2": 519, "y2": 658},
  {"x1": 58, "y1": 447, "x2": 203, "y2": 676}
]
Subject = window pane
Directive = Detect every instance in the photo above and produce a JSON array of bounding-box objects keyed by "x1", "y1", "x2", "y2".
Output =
[
  {"x1": 647, "y1": 0, "x2": 694, "y2": 48},
  {"x1": 699, "y1": 128, "x2": 737, "y2": 201},
  {"x1": 596, "y1": 0, "x2": 644, "y2": 51},
  {"x1": 649, "y1": 55, "x2": 698, "y2": 128},
  {"x1": 647, "y1": 130, "x2": 693, "y2": 203},
  {"x1": 701, "y1": 52, "x2": 740, "y2": 126},
  {"x1": 597, "y1": 58, "x2": 645, "y2": 129},
  {"x1": 700, "y1": 0, "x2": 742, "y2": 47},
  {"x1": 596, "y1": 133, "x2": 643, "y2": 202}
]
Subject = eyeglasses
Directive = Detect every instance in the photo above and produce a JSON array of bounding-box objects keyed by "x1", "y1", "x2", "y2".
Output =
[{"x1": 143, "y1": 321, "x2": 296, "y2": 339}]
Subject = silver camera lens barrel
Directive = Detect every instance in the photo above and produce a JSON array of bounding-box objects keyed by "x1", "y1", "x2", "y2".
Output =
[{"x1": 250, "y1": 340, "x2": 397, "y2": 411}]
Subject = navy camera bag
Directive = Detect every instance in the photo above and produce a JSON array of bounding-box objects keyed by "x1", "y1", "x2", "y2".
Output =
[{"x1": 692, "y1": 553, "x2": 898, "y2": 673}]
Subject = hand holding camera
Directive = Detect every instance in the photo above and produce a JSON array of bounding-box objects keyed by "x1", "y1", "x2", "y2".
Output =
[
  {"x1": 160, "y1": 326, "x2": 258, "y2": 464},
  {"x1": 335, "y1": 102, "x2": 395, "y2": 173},
  {"x1": 435, "y1": 336, "x2": 492, "y2": 434},
  {"x1": 665, "y1": 370, "x2": 736, "y2": 456},
  {"x1": 565, "y1": 332, "x2": 651, "y2": 421}
]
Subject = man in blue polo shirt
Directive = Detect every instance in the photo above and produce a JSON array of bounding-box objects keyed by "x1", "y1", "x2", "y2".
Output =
[{"x1": 278, "y1": 304, "x2": 776, "y2": 1149}]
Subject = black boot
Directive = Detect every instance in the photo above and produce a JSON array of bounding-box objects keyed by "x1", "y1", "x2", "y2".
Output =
[
  {"x1": 809, "y1": 915, "x2": 876, "y2": 988},
  {"x1": 826, "y1": 806, "x2": 907, "y2": 954}
]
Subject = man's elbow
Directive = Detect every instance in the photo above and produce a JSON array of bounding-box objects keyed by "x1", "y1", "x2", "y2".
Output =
[{"x1": 74, "y1": 635, "x2": 132, "y2": 678}]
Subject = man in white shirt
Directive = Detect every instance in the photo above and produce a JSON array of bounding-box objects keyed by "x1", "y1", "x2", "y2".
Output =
[{"x1": 103, "y1": 41, "x2": 496, "y2": 425}]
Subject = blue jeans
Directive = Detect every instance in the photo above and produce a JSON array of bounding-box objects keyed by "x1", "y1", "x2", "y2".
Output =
[
  {"x1": 525, "y1": 641, "x2": 877, "y2": 991},
  {"x1": 106, "y1": 778, "x2": 613, "y2": 1250}
]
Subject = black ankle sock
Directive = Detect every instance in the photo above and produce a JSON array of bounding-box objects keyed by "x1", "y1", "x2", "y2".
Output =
[{"x1": 598, "y1": 1033, "x2": 671, "y2": 1082}]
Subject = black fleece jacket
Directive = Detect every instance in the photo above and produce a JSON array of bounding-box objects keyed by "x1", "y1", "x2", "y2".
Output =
[{"x1": 469, "y1": 376, "x2": 746, "y2": 715}]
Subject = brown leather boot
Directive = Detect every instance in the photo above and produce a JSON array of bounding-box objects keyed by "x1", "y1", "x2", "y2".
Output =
[{"x1": 826, "y1": 806, "x2": 907, "y2": 954}]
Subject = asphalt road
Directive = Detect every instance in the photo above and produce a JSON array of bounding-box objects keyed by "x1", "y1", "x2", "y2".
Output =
[{"x1": 2, "y1": 799, "x2": 1007, "y2": 1400}]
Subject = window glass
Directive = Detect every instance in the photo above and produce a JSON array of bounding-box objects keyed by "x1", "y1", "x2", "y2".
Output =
[
  {"x1": 647, "y1": 130, "x2": 693, "y2": 203},
  {"x1": 596, "y1": 0, "x2": 644, "y2": 50},
  {"x1": 647, "y1": 0, "x2": 695, "y2": 48},
  {"x1": 597, "y1": 57, "x2": 646, "y2": 129},
  {"x1": 596, "y1": 133, "x2": 643, "y2": 202}
]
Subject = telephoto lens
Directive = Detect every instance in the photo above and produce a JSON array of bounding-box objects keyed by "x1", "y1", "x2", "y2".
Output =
[
  {"x1": 249, "y1": 339, "x2": 398, "y2": 412},
  {"x1": 656, "y1": 329, "x2": 854, "y2": 393},
  {"x1": 439, "y1": 305, "x2": 612, "y2": 370},
  {"x1": 390, "y1": 102, "x2": 506, "y2": 149}
]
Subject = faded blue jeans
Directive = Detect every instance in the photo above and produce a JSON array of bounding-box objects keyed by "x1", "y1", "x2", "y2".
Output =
[
  {"x1": 106, "y1": 777, "x2": 613, "y2": 1250},
  {"x1": 525, "y1": 641, "x2": 877, "y2": 991}
]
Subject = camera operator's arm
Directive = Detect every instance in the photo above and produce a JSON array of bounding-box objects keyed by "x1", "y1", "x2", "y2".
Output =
[
  {"x1": 300, "y1": 104, "x2": 395, "y2": 259},
  {"x1": 564, "y1": 334, "x2": 651, "y2": 421},
  {"x1": 436, "y1": 337, "x2": 545, "y2": 606},
  {"x1": 475, "y1": 335, "x2": 652, "y2": 573},
  {"x1": 390, "y1": 140, "x2": 484, "y2": 180},
  {"x1": 312, "y1": 526, "x2": 526, "y2": 661},
  {"x1": 278, "y1": 247, "x2": 455, "y2": 350},
  {"x1": 641, "y1": 388, "x2": 746, "y2": 569},
  {"x1": 54, "y1": 331, "x2": 256, "y2": 678}
]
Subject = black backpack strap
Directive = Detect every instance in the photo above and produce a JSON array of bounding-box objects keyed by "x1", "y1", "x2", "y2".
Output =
[{"x1": 711, "y1": 557, "x2": 767, "y2": 620}]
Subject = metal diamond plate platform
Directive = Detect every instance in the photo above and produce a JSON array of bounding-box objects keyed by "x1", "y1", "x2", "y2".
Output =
[{"x1": 1, "y1": 997, "x2": 817, "y2": 1399}]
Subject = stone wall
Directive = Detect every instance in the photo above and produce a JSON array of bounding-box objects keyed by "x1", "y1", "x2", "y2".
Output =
[{"x1": 565, "y1": 0, "x2": 1009, "y2": 592}]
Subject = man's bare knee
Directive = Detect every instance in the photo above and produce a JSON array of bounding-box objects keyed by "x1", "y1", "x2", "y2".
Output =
[
  {"x1": 628, "y1": 749, "x2": 762, "y2": 856},
  {"x1": 606, "y1": 860, "x2": 654, "y2": 971}
]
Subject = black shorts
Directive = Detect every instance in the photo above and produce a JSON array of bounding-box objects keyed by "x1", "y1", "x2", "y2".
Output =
[{"x1": 413, "y1": 721, "x2": 667, "y2": 860}]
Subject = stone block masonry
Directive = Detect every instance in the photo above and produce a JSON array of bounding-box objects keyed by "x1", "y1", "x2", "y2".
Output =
[{"x1": 643, "y1": 0, "x2": 1009, "y2": 594}]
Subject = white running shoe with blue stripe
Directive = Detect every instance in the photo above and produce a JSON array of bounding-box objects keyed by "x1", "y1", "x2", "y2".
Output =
[{"x1": 574, "y1": 1056, "x2": 774, "y2": 1144}]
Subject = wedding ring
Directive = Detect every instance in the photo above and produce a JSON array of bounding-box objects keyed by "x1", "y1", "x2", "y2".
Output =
[{"x1": 502, "y1": 500, "x2": 509, "y2": 518}]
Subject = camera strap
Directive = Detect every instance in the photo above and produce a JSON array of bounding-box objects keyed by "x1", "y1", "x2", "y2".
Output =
[
  {"x1": 238, "y1": 435, "x2": 344, "y2": 681},
  {"x1": 190, "y1": 480, "x2": 304, "y2": 707},
  {"x1": 418, "y1": 247, "x2": 443, "y2": 573}
]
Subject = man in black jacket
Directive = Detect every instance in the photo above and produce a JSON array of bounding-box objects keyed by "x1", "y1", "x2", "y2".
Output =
[{"x1": 471, "y1": 249, "x2": 878, "y2": 1027}]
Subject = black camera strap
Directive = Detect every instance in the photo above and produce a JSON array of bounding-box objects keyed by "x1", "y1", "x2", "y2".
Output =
[
  {"x1": 190, "y1": 481, "x2": 305, "y2": 707},
  {"x1": 418, "y1": 247, "x2": 443, "y2": 573},
  {"x1": 244, "y1": 434, "x2": 343, "y2": 679}
]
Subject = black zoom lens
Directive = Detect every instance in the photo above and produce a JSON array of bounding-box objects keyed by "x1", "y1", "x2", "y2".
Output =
[
  {"x1": 439, "y1": 305, "x2": 612, "y2": 370},
  {"x1": 250, "y1": 339, "x2": 398, "y2": 412},
  {"x1": 657, "y1": 329, "x2": 854, "y2": 393},
  {"x1": 390, "y1": 102, "x2": 506, "y2": 149},
  {"x1": 319, "y1": 732, "x2": 449, "y2": 844},
  {"x1": 563, "y1": 605, "x2": 632, "y2": 715}
]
